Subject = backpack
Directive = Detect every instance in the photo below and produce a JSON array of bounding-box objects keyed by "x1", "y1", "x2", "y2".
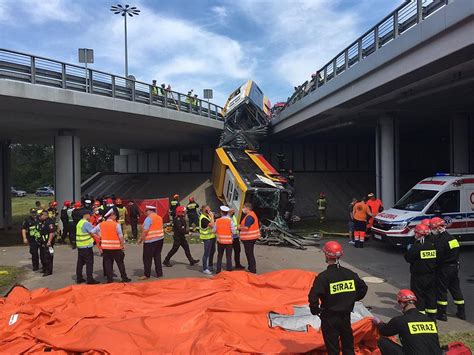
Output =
[{"x1": 443, "y1": 342, "x2": 472, "y2": 355}]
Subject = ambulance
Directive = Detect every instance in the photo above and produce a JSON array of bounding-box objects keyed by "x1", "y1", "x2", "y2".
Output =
[{"x1": 372, "y1": 174, "x2": 474, "y2": 247}]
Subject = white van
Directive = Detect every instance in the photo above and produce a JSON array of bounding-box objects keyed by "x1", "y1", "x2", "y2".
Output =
[{"x1": 372, "y1": 174, "x2": 474, "y2": 247}]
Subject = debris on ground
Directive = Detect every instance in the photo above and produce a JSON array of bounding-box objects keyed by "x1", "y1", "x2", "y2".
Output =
[{"x1": 258, "y1": 219, "x2": 322, "y2": 250}]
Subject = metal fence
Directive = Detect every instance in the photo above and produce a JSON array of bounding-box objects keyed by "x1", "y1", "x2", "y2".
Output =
[
  {"x1": 284, "y1": 0, "x2": 449, "y2": 110},
  {"x1": 0, "y1": 48, "x2": 224, "y2": 121}
]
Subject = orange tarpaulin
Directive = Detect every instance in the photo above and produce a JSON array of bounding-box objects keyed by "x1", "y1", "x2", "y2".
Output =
[{"x1": 0, "y1": 270, "x2": 381, "y2": 354}]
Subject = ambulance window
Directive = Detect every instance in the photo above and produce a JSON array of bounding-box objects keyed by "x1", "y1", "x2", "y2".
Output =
[
  {"x1": 428, "y1": 190, "x2": 460, "y2": 214},
  {"x1": 394, "y1": 189, "x2": 437, "y2": 211}
]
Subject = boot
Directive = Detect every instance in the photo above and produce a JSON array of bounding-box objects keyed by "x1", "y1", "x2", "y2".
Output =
[
  {"x1": 354, "y1": 241, "x2": 359, "y2": 248},
  {"x1": 456, "y1": 305, "x2": 466, "y2": 320},
  {"x1": 359, "y1": 241, "x2": 364, "y2": 248},
  {"x1": 436, "y1": 305, "x2": 447, "y2": 321}
]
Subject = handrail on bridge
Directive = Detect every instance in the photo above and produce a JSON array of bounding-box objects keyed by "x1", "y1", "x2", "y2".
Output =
[
  {"x1": 0, "y1": 48, "x2": 224, "y2": 121},
  {"x1": 282, "y1": 0, "x2": 449, "y2": 113}
]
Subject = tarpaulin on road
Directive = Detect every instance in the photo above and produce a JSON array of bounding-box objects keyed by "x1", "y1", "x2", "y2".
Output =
[{"x1": 0, "y1": 270, "x2": 381, "y2": 354}]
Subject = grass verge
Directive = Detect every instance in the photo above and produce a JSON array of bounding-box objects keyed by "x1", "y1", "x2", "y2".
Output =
[
  {"x1": 0, "y1": 265, "x2": 25, "y2": 295},
  {"x1": 440, "y1": 332, "x2": 474, "y2": 350}
]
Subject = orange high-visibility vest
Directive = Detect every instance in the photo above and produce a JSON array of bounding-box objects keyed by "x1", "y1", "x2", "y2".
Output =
[
  {"x1": 215, "y1": 217, "x2": 233, "y2": 245},
  {"x1": 145, "y1": 213, "x2": 164, "y2": 242},
  {"x1": 100, "y1": 220, "x2": 122, "y2": 250},
  {"x1": 240, "y1": 211, "x2": 261, "y2": 241}
]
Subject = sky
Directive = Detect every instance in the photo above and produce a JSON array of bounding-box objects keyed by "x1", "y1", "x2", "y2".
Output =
[{"x1": 0, "y1": 0, "x2": 403, "y2": 106}]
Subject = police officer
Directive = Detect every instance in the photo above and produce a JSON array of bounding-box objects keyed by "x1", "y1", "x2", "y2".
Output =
[
  {"x1": 430, "y1": 217, "x2": 465, "y2": 321},
  {"x1": 308, "y1": 241, "x2": 368, "y2": 355},
  {"x1": 37, "y1": 210, "x2": 55, "y2": 276},
  {"x1": 186, "y1": 197, "x2": 199, "y2": 231},
  {"x1": 21, "y1": 208, "x2": 41, "y2": 271},
  {"x1": 71, "y1": 201, "x2": 83, "y2": 249},
  {"x1": 404, "y1": 224, "x2": 437, "y2": 319},
  {"x1": 170, "y1": 194, "x2": 180, "y2": 219},
  {"x1": 374, "y1": 289, "x2": 442, "y2": 354}
]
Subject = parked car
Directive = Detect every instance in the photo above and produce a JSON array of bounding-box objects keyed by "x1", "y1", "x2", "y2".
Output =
[
  {"x1": 35, "y1": 186, "x2": 55, "y2": 197},
  {"x1": 11, "y1": 187, "x2": 27, "y2": 197}
]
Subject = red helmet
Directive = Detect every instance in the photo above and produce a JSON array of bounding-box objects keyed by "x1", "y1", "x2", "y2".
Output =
[
  {"x1": 50, "y1": 201, "x2": 58, "y2": 208},
  {"x1": 64, "y1": 200, "x2": 71, "y2": 207},
  {"x1": 176, "y1": 206, "x2": 185, "y2": 216},
  {"x1": 94, "y1": 200, "x2": 101, "y2": 207},
  {"x1": 73, "y1": 201, "x2": 82, "y2": 208},
  {"x1": 320, "y1": 192, "x2": 325, "y2": 198},
  {"x1": 116, "y1": 198, "x2": 122, "y2": 205},
  {"x1": 396, "y1": 289, "x2": 417, "y2": 303},
  {"x1": 420, "y1": 218, "x2": 431, "y2": 227},
  {"x1": 106, "y1": 198, "x2": 113, "y2": 205},
  {"x1": 173, "y1": 194, "x2": 179, "y2": 200},
  {"x1": 414, "y1": 224, "x2": 430, "y2": 239},
  {"x1": 430, "y1": 217, "x2": 446, "y2": 228},
  {"x1": 322, "y1": 241, "x2": 343, "y2": 259},
  {"x1": 189, "y1": 196, "x2": 195, "y2": 202}
]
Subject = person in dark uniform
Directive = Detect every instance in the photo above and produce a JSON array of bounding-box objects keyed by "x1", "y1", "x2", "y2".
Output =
[
  {"x1": 37, "y1": 210, "x2": 55, "y2": 276},
  {"x1": 374, "y1": 289, "x2": 442, "y2": 355},
  {"x1": 404, "y1": 224, "x2": 437, "y2": 319},
  {"x1": 186, "y1": 197, "x2": 199, "y2": 231},
  {"x1": 169, "y1": 194, "x2": 180, "y2": 220},
  {"x1": 308, "y1": 241, "x2": 368, "y2": 355},
  {"x1": 71, "y1": 201, "x2": 83, "y2": 249},
  {"x1": 59, "y1": 201, "x2": 70, "y2": 243},
  {"x1": 21, "y1": 208, "x2": 41, "y2": 271},
  {"x1": 430, "y1": 217, "x2": 465, "y2": 321},
  {"x1": 128, "y1": 200, "x2": 140, "y2": 241},
  {"x1": 163, "y1": 206, "x2": 199, "y2": 267},
  {"x1": 287, "y1": 170, "x2": 295, "y2": 187}
]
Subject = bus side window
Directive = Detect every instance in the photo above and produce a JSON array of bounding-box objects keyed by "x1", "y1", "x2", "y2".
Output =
[{"x1": 233, "y1": 189, "x2": 239, "y2": 201}]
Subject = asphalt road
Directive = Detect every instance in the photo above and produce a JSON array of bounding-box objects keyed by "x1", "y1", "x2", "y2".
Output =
[{"x1": 1, "y1": 237, "x2": 472, "y2": 334}]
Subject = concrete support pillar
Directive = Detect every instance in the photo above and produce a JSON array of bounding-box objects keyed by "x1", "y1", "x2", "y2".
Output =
[
  {"x1": 0, "y1": 141, "x2": 12, "y2": 229},
  {"x1": 450, "y1": 116, "x2": 470, "y2": 174},
  {"x1": 54, "y1": 132, "x2": 81, "y2": 204},
  {"x1": 376, "y1": 117, "x2": 399, "y2": 208}
]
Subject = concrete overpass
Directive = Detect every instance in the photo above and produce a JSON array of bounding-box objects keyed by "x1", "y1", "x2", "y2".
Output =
[
  {"x1": 272, "y1": 0, "x2": 474, "y2": 208},
  {"x1": 0, "y1": 49, "x2": 224, "y2": 227}
]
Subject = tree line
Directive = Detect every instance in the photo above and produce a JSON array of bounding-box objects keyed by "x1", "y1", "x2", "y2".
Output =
[{"x1": 10, "y1": 144, "x2": 118, "y2": 192}]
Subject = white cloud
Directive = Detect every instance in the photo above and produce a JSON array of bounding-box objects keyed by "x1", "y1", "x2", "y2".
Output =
[
  {"x1": 86, "y1": 4, "x2": 254, "y2": 104},
  {"x1": 0, "y1": 0, "x2": 82, "y2": 25},
  {"x1": 211, "y1": 5, "x2": 228, "y2": 18}
]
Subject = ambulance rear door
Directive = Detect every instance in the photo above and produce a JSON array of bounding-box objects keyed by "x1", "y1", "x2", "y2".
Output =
[{"x1": 463, "y1": 185, "x2": 474, "y2": 243}]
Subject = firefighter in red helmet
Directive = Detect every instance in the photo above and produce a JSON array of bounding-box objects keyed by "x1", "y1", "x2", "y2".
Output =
[
  {"x1": 404, "y1": 224, "x2": 437, "y2": 319},
  {"x1": 170, "y1": 194, "x2": 180, "y2": 219},
  {"x1": 374, "y1": 289, "x2": 441, "y2": 354},
  {"x1": 308, "y1": 241, "x2": 368, "y2": 355}
]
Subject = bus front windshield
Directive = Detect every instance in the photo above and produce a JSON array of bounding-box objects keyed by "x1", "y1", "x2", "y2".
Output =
[{"x1": 393, "y1": 189, "x2": 437, "y2": 212}]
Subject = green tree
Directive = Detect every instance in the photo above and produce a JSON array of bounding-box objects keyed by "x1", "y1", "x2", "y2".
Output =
[{"x1": 81, "y1": 146, "x2": 118, "y2": 181}]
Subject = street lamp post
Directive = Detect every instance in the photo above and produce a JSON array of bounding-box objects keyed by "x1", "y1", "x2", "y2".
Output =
[{"x1": 110, "y1": 4, "x2": 140, "y2": 78}]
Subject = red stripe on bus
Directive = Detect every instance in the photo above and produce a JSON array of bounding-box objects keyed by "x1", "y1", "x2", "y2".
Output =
[{"x1": 419, "y1": 180, "x2": 446, "y2": 185}]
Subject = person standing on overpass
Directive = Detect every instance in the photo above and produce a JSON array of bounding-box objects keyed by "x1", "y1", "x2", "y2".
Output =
[
  {"x1": 352, "y1": 198, "x2": 372, "y2": 248},
  {"x1": 308, "y1": 241, "x2": 368, "y2": 355}
]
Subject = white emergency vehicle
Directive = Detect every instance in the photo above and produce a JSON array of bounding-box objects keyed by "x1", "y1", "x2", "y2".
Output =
[{"x1": 372, "y1": 174, "x2": 474, "y2": 247}]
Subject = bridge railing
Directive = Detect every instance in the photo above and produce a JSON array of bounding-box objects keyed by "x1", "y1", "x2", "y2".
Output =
[
  {"x1": 0, "y1": 48, "x2": 224, "y2": 121},
  {"x1": 283, "y1": 0, "x2": 449, "y2": 111}
]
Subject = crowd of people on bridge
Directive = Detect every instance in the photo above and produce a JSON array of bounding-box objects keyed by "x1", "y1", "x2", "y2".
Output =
[{"x1": 21, "y1": 194, "x2": 261, "y2": 284}]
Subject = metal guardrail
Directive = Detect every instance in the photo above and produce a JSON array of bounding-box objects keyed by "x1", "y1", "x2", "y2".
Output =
[
  {"x1": 0, "y1": 48, "x2": 224, "y2": 121},
  {"x1": 283, "y1": 0, "x2": 449, "y2": 111}
]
